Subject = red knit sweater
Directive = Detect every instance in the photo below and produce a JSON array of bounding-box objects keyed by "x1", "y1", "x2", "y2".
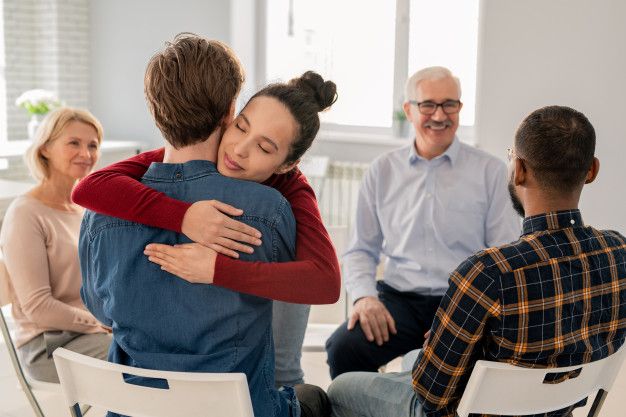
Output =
[{"x1": 72, "y1": 149, "x2": 340, "y2": 304}]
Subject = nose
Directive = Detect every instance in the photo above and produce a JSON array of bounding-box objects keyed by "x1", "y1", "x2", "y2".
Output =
[
  {"x1": 431, "y1": 105, "x2": 448, "y2": 121},
  {"x1": 233, "y1": 138, "x2": 251, "y2": 158}
]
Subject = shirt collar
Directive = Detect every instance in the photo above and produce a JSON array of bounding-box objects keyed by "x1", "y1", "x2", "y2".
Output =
[
  {"x1": 408, "y1": 136, "x2": 460, "y2": 166},
  {"x1": 521, "y1": 209, "x2": 584, "y2": 235},
  {"x1": 143, "y1": 159, "x2": 218, "y2": 181}
]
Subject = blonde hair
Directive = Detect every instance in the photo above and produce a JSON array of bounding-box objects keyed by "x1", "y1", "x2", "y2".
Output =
[
  {"x1": 25, "y1": 107, "x2": 104, "y2": 181},
  {"x1": 404, "y1": 66, "x2": 462, "y2": 102}
]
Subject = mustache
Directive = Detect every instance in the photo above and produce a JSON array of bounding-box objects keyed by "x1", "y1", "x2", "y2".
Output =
[{"x1": 424, "y1": 120, "x2": 453, "y2": 128}]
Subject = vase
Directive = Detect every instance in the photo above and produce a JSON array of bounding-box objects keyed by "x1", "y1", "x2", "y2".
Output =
[{"x1": 27, "y1": 114, "x2": 42, "y2": 140}]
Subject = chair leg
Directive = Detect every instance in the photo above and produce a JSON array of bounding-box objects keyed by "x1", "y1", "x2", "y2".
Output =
[
  {"x1": 587, "y1": 389, "x2": 608, "y2": 417},
  {"x1": 69, "y1": 403, "x2": 83, "y2": 417}
]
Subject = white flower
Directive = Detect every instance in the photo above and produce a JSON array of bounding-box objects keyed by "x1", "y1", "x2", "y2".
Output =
[
  {"x1": 15, "y1": 89, "x2": 60, "y2": 115},
  {"x1": 15, "y1": 89, "x2": 58, "y2": 106}
]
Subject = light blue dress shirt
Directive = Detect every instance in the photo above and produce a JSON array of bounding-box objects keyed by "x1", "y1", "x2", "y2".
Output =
[{"x1": 343, "y1": 137, "x2": 520, "y2": 301}]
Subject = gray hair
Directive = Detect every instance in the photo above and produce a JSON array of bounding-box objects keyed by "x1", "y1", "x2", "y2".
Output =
[{"x1": 404, "y1": 66, "x2": 461, "y2": 101}]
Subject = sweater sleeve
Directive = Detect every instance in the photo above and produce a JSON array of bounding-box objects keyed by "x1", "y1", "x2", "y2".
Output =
[
  {"x1": 71, "y1": 148, "x2": 190, "y2": 232},
  {"x1": 213, "y1": 170, "x2": 341, "y2": 304}
]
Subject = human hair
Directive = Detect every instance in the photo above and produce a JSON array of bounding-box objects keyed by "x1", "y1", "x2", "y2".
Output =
[
  {"x1": 404, "y1": 66, "x2": 461, "y2": 101},
  {"x1": 249, "y1": 71, "x2": 337, "y2": 164},
  {"x1": 25, "y1": 107, "x2": 104, "y2": 182},
  {"x1": 144, "y1": 33, "x2": 244, "y2": 149},
  {"x1": 514, "y1": 105, "x2": 596, "y2": 193}
]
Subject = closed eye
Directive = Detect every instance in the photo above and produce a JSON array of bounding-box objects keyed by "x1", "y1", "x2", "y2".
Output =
[{"x1": 258, "y1": 144, "x2": 270, "y2": 154}]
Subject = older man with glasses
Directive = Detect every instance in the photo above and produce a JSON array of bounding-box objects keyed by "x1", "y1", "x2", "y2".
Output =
[{"x1": 325, "y1": 66, "x2": 520, "y2": 378}]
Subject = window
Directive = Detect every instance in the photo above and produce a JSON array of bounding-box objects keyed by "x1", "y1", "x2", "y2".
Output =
[
  {"x1": 263, "y1": 0, "x2": 479, "y2": 129},
  {"x1": 0, "y1": 1, "x2": 6, "y2": 143}
]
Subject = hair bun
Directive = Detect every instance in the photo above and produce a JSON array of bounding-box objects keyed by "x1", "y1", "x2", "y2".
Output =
[{"x1": 290, "y1": 71, "x2": 337, "y2": 112}]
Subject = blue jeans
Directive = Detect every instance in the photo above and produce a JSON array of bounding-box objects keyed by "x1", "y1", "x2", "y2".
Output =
[
  {"x1": 328, "y1": 371, "x2": 425, "y2": 417},
  {"x1": 273, "y1": 301, "x2": 311, "y2": 386}
]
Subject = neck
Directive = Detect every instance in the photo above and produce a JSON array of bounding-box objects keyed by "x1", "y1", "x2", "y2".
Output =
[
  {"x1": 414, "y1": 137, "x2": 451, "y2": 160},
  {"x1": 522, "y1": 188, "x2": 581, "y2": 217},
  {"x1": 31, "y1": 175, "x2": 78, "y2": 210},
  {"x1": 163, "y1": 130, "x2": 220, "y2": 164}
]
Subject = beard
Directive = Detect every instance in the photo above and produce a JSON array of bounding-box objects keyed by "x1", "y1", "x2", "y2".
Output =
[{"x1": 508, "y1": 180, "x2": 525, "y2": 218}]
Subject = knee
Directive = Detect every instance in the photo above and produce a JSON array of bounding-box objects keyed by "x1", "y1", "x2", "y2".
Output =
[{"x1": 295, "y1": 383, "x2": 330, "y2": 417}]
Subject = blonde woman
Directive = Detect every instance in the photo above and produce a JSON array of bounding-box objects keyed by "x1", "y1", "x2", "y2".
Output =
[{"x1": 0, "y1": 107, "x2": 111, "y2": 383}]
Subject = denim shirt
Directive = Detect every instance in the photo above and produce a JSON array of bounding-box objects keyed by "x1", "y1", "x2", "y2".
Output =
[{"x1": 79, "y1": 160, "x2": 297, "y2": 417}]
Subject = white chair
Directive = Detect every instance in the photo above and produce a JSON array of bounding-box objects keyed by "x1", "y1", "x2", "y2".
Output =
[
  {"x1": 0, "y1": 255, "x2": 62, "y2": 417},
  {"x1": 456, "y1": 345, "x2": 626, "y2": 417},
  {"x1": 52, "y1": 347, "x2": 255, "y2": 417}
]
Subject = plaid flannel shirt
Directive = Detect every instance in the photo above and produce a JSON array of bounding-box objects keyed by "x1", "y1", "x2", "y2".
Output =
[{"x1": 412, "y1": 210, "x2": 626, "y2": 417}]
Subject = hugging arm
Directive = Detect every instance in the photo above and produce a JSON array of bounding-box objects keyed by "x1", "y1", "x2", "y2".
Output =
[
  {"x1": 72, "y1": 148, "x2": 261, "y2": 256},
  {"x1": 74, "y1": 153, "x2": 340, "y2": 304}
]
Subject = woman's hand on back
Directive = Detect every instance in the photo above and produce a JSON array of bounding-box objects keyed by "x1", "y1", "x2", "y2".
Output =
[
  {"x1": 144, "y1": 243, "x2": 217, "y2": 284},
  {"x1": 181, "y1": 200, "x2": 262, "y2": 258}
]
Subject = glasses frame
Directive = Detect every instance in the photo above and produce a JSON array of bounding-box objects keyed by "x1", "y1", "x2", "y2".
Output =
[{"x1": 408, "y1": 99, "x2": 462, "y2": 115}]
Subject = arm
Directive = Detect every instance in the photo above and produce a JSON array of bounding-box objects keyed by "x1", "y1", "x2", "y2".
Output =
[
  {"x1": 72, "y1": 148, "x2": 261, "y2": 254},
  {"x1": 1, "y1": 207, "x2": 103, "y2": 332},
  {"x1": 342, "y1": 165, "x2": 383, "y2": 302},
  {"x1": 145, "y1": 170, "x2": 342, "y2": 304},
  {"x1": 411, "y1": 257, "x2": 500, "y2": 415},
  {"x1": 484, "y1": 160, "x2": 521, "y2": 247},
  {"x1": 214, "y1": 170, "x2": 341, "y2": 304},
  {"x1": 72, "y1": 148, "x2": 189, "y2": 232}
]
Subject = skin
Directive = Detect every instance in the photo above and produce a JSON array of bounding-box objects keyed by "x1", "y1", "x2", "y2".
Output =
[
  {"x1": 144, "y1": 96, "x2": 303, "y2": 281},
  {"x1": 350, "y1": 76, "x2": 463, "y2": 346},
  {"x1": 30, "y1": 121, "x2": 100, "y2": 212}
]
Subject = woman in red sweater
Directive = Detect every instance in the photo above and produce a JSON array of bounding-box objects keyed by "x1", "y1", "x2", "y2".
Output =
[{"x1": 73, "y1": 72, "x2": 341, "y2": 386}]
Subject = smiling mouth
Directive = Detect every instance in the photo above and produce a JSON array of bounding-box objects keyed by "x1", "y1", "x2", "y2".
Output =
[{"x1": 224, "y1": 153, "x2": 243, "y2": 170}]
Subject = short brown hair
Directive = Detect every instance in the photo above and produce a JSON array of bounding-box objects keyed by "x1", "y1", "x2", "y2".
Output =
[
  {"x1": 144, "y1": 33, "x2": 244, "y2": 148},
  {"x1": 26, "y1": 107, "x2": 104, "y2": 182}
]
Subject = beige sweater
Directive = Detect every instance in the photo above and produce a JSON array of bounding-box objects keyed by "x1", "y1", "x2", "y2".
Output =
[{"x1": 0, "y1": 195, "x2": 105, "y2": 348}]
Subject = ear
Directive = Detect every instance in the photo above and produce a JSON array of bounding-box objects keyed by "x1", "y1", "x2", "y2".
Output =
[
  {"x1": 513, "y1": 157, "x2": 527, "y2": 186},
  {"x1": 402, "y1": 101, "x2": 413, "y2": 122},
  {"x1": 40, "y1": 144, "x2": 50, "y2": 159},
  {"x1": 276, "y1": 158, "x2": 300, "y2": 175},
  {"x1": 221, "y1": 100, "x2": 236, "y2": 127},
  {"x1": 584, "y1": 157, "x2": 600, "y2": 184}
]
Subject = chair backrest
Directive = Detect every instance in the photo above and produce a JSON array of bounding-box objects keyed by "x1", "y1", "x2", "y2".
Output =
[
  {"x1": 53, "y1": 348, "x2": 255, "y2": 417},
  {"x1": 456, "y1": 345, "x2": 626, "y2": 417},
  {"x1": 0, "y1": 255, "x2": 66, "y2": 417}
]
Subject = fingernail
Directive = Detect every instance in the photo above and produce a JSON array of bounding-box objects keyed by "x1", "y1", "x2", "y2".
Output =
[
  {"x1": 255, "y1": 239, "x2": 262, "y2": 246},
  {"x1": 256, "y1": 232, "x2": 262, "y2": 238}
]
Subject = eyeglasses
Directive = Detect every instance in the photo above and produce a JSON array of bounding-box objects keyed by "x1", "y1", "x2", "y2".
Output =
[
  {"x1": 506, "y1": 148, "x2": 516, "y2": 162},
  {"x1": 408, "y1": 100, "x2": 462, "y2": 115}
]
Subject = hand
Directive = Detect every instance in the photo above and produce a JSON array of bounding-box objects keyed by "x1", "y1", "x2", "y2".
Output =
[
  {"x1": 144, "y1": 243, "x2": 217, "y2": 284},
  {"x1": 100, "y1": 325, "x2": 112, "y2": 334},
  {"x1": 423, "y1": 330, "x2": 431, "y2": 349},
  {"x1": 181, "y1": 200, "x2": 262, "y2": 258},
  {"x1": 347, "y1": 296, "x2": 397, "y2": 346}
]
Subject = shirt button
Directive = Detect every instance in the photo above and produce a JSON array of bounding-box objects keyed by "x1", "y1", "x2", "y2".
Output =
[{"x1": 175, "y1": 172, "x2": 182, "y2": 179}]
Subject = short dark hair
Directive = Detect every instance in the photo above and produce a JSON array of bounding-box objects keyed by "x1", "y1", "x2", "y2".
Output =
[
  {"x1": 144, "y1": 33, "x2": 244, "y2": 148},
  {"x1": 249, "y1": 71, "x2": 337, "y2": 164},
  {"x1": 515, "y1": 105, "x2": 595, "y2": 193}
]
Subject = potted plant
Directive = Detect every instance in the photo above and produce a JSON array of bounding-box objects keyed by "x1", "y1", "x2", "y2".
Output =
[{"x1": 15, "y1": 89, "x2": 60, "y2": 139}]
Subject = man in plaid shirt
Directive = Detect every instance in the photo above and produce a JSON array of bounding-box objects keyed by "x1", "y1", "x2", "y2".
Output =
[{"x1": 328, "y1": 105, "x2": 626, "y2": 417}]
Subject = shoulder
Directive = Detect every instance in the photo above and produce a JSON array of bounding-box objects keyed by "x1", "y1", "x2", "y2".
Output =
[
  {"x1": 458, "y1": 142, "x2": 506, "y2": 170},
  {"x1": 370, "y1": 144, "x2": 411, "y2": 169},
  {"x1": 597, "y1": 228, "x2": 626, "y2": 247},
  {"x1": 2, "y1": 195, "x2": 43, "y2": 227}
]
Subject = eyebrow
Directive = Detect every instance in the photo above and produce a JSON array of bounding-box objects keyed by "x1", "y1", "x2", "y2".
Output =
[{"x1": 239, "y1": 113, "x2": 279, "y2": 151}]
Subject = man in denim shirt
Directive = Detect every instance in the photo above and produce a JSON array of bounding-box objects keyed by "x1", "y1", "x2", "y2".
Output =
[{"x1": 79, "y1": 34, "x2": 310, "y2": 417}]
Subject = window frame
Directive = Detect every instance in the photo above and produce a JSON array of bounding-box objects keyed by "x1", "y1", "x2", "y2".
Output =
[{"x1": 252, "y1": 0, "x2": 477, "y2": 141}]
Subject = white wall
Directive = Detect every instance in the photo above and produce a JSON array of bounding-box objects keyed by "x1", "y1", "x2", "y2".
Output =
[
  {"x1": 476, "y1": 0, "x2": 626, "y2": 232},
  {"x1": 89, "y1": 0, "x2": 230, "y2": 147}
]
